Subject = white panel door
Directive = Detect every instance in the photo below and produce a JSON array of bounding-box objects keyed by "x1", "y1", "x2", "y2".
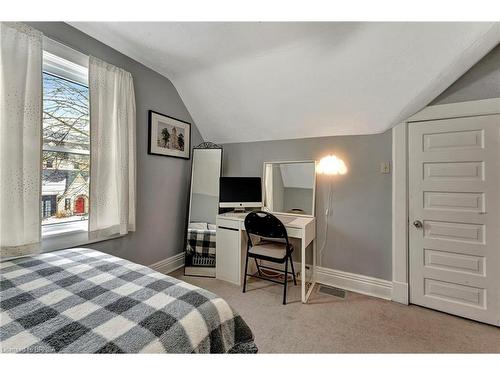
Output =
[{"x1": 409, "y1": 115, "x2": 500, "y2": 326}]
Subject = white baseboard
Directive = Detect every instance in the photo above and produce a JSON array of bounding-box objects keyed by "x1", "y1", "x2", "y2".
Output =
[
  {"x1": 261, "y1": 260, "x2": 393, "y2": 301},
  {"x1": 314, "y1": 266, "x2": 393, "y2": 300},
  {"x1": 150, "y1": 254, "x2": 393, "y2": 301},
  {"x1": 149, "y1": 252, "x2": 185, "y2": 275},
  {"x1": 391, "y1": 281, "x2": 409, "y2": 304}
]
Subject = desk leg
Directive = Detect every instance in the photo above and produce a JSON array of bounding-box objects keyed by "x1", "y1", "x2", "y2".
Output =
[
  {"x1": 300, "y1": 237, "x2": 317, "y2": 304},
  {"x1": 301, "y1": 236, "x2": 306, "y2": 303},
  {"x1": 312, "y1": 238, "x2": 316, "y2": 281},
  {"x1": 304, "y1": 238, "x2": 316, "y2": 303}
]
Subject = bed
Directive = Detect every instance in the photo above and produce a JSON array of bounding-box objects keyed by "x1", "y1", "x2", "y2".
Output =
[{"x1": 0, "y1": 248, "x2": 257, "y2": 353}]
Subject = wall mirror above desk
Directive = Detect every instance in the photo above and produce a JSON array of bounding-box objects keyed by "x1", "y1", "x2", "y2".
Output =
[{"x1": 263, "y1": 161, "x2": 316, "y2": 217}]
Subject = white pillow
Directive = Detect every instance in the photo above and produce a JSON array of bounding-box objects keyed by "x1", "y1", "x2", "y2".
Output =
[{"x1": 207, "y1": 223, "x2": 217, "y2": 231}]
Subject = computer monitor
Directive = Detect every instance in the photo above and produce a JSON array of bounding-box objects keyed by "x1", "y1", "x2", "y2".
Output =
[{"x1": 219, "y1": 177, "x2": 262, "y2": 210}]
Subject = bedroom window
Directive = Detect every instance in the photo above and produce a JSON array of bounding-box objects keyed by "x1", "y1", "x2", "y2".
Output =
[{"x1": 41, "y1": 48, "x2": 90, "y2": 237}]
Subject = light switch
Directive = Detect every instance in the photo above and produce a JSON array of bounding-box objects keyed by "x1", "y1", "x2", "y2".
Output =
[{"x1": 380, "y1": 161, "x2": 391, "y2": 174}]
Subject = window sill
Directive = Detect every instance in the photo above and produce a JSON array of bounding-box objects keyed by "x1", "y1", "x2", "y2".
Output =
[
  {"x1": 41, "y1": 230, "x2": 125, "y2": 254},
  {"x1": 42, "y1": 220, "x2": 88, "y2": 238},
  {"x1": 1, "y1": 230, "x2": 125, "y2": 261}
]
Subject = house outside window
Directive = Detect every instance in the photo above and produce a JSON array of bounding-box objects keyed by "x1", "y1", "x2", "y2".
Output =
[{"x1": 41, "y1": 44, "x2": 89, "y2": 236}]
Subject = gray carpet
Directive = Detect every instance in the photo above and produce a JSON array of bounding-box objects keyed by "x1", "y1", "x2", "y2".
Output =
[{"x1": 171, "y1": 269, "x2": 500, "y2": 353}]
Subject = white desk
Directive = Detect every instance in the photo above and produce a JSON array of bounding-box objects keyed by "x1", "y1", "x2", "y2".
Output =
[{"x1": 215, "y1": 212, "x2": 316, "y2": 303}]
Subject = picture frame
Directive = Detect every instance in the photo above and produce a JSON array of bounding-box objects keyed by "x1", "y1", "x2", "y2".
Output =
[{"x1": 148, "y1": 110, "x2": 191, "y2": 159}]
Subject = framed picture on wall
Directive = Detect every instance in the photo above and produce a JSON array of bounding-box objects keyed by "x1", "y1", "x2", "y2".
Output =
[{"x1": 148, "y1": 110, "x2": 191, "y2": 159}]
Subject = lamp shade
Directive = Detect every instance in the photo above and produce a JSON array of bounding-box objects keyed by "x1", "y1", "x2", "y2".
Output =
[{"x1": 317, "y1": 155, "x2": 347, "y2": 175}]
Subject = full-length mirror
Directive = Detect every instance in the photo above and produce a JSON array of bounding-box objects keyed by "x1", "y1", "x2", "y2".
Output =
[
  {"x1": 263, "y1": 161, "x2": 316, "y2": 216},
  {"x1": 185, "y1": 143, "x2": 222, "y2": 277}
]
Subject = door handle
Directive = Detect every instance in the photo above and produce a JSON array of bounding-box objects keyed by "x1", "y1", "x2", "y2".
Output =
[{"x1": 413, "y1": 220, "x2": 423, "y2": 229}]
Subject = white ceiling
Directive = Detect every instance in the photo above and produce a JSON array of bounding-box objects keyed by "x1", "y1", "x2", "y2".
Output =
[{"x1": 70, "y1": 22, "x2": 500, "y2": 143}]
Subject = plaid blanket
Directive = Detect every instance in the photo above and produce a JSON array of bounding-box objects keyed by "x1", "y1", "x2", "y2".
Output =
[
  {"x1": 186, "y1": 228, "x2": 216, "y2": 257},
  {"x1": 0, "y1": 248, "x2": 257, "y2": 353}
]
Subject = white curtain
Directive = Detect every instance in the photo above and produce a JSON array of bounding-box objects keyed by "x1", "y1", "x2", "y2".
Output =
[
  {"x1": 89, "y1": 56, "x2": 136, "y2": 237},
  {"x1": 0, "y1": 23, "x2": 43, "y2": 257}
]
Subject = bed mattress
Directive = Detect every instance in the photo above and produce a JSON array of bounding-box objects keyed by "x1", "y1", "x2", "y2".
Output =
[{"x1": 0, "y1": 248, "x2": 257, "y2": 353}]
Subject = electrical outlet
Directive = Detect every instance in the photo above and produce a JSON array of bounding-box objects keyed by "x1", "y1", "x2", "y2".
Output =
[{"x1": 380, "y1": 161, "x2": 391, "y2": 174}]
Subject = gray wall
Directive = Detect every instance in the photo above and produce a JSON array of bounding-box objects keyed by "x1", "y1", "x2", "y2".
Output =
[
  {"x1": 222, "y1": 131, "x2": 393, "y2": 280},
  {"x1": 190, "y1": 193, "x2": 218, "y2": 224},
  {"x1": 433, "y1": 43, "x2": 500, "y2": 104},
  {"x1": 283, "y1": 188, "x2": 313, "y2": 215},
  {"x1": 28, "y1": 22, "x2": 203, "y2": 266}
]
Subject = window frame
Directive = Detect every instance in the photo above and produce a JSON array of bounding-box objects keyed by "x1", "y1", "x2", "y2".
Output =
[
  {"x1": 43, "y1": 37, "x2": 88, "y2": 85},
  {"x1": 26, "y1": 38, "x2": 127, "y2": 255},
  {"x1": 41, "y1": 38, "x2": 90, "y2": 239}
]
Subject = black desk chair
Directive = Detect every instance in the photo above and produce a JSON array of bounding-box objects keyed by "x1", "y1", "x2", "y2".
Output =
[{"x1": 243, "y1": 211, "x2": 297, "y2": 305}]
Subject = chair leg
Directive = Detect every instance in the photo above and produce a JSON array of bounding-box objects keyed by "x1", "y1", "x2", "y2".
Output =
[
  {"x1": 283, "y1": 256, "x2": 288, "y2": 305},
  {"x1": 254, "y1": 258, "x2": 262, "y2": 276},
  {"x1": 289, "y1": 255, "x2": 297, "y2": 286},
  {"x1": 242, "y1": 252, "x2": 250, "y2": 293}
]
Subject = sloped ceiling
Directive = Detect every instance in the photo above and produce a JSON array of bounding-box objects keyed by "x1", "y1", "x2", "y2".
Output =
[
  {"x1": 70, "y1": 22, "x2": 500, "y2": 143},
  {"x1": 280, "y1": 164, "x2": 314, "y2": 189}
]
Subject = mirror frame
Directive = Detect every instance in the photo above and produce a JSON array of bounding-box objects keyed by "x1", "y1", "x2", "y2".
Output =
[
  {"x1": 186, "y1": 144, "x2": 223, "y2": 226},
  {"x1": 262, "y1": 160, "x2": 317, "y2": 218},
  {"x1": 184, "y1": 142, "x2": 223, "y2": 277}
]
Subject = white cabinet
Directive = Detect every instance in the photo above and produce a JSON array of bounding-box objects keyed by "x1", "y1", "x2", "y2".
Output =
[{"x1": 216, "y1": 218, "x2": 243, "y2": 285}]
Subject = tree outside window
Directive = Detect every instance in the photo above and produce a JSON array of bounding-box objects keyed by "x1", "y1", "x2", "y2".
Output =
[{"x1": 41, "y1": 72, "x2": 90, "y2": 226}]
